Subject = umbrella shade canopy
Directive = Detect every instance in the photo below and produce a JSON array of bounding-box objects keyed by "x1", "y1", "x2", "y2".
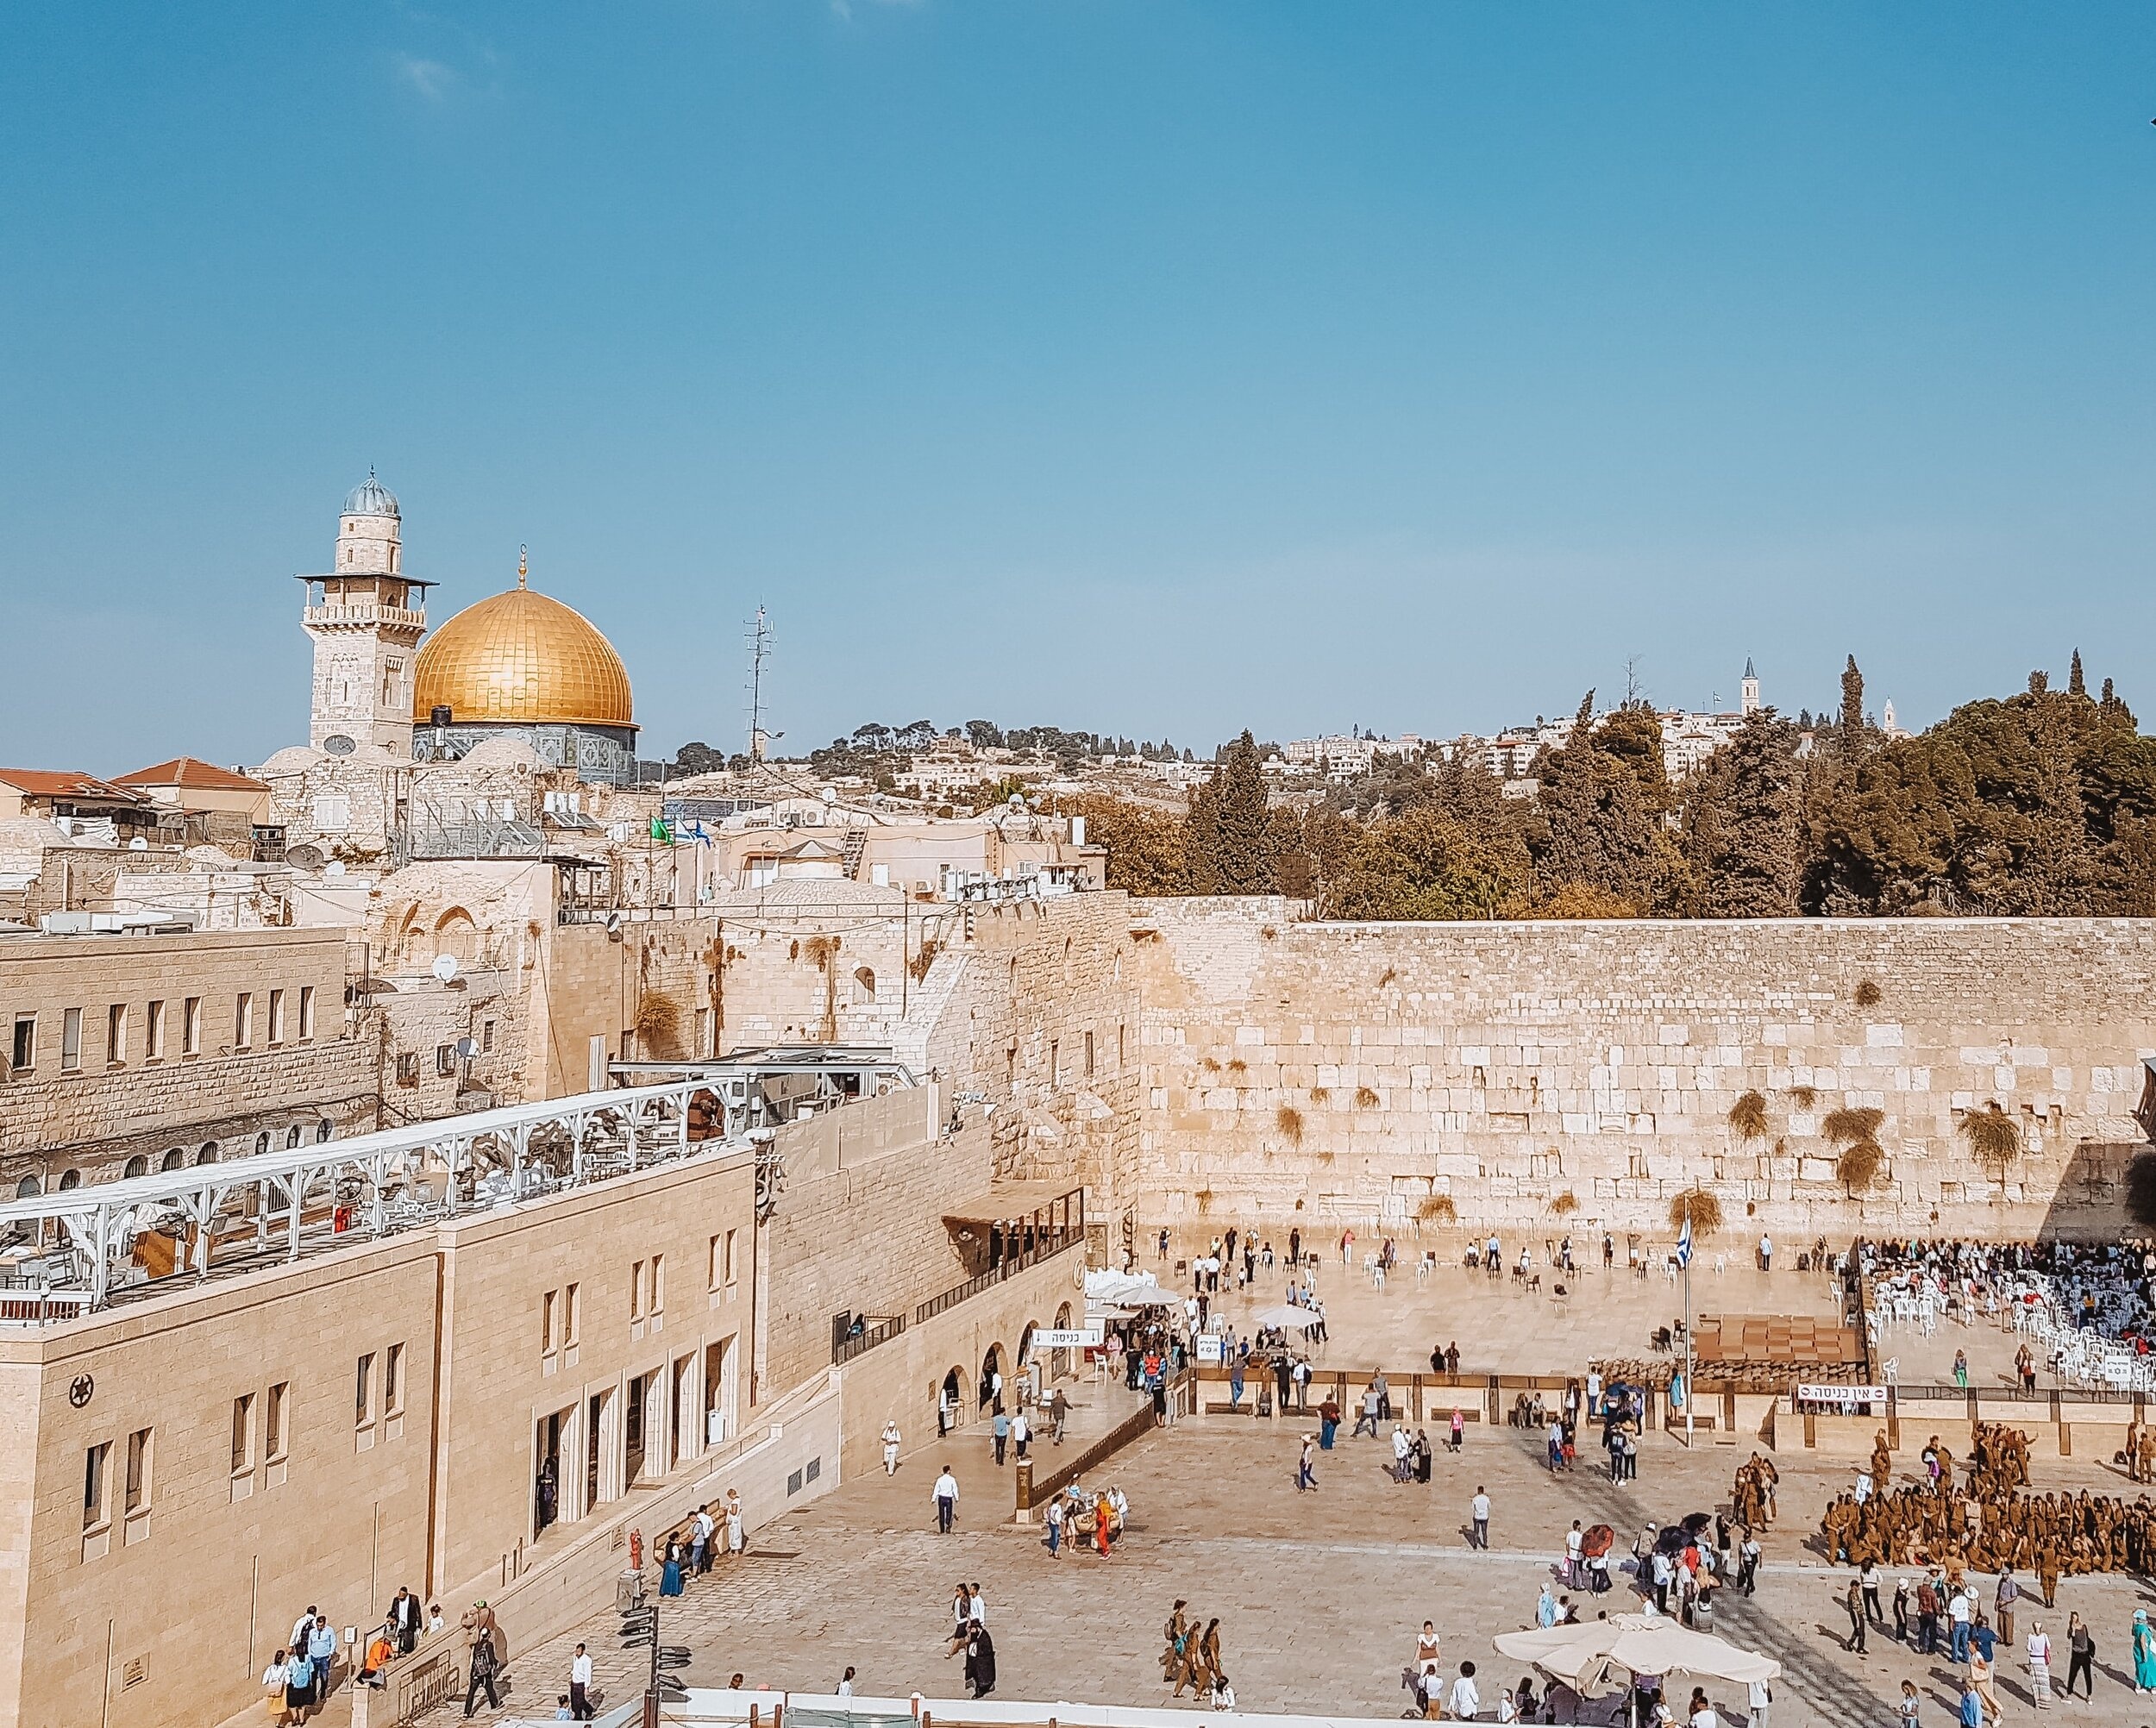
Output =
[
  {"x1": 1251, "y1": 1305, "x2": 1324, "y2": 1330},
  {"x1": 1083, "y1": 1270, "x2": 1179, "y2": 1308},
  {"x1": 1493, "y1": 1615, "x2": 1781, "y2": 1694},
  {"x1": 1582, "y1": 1525, "x2": 1615, "y2": 1558}
]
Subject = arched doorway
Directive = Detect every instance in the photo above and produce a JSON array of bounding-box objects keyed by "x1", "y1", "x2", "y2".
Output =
[
  {"x1": 1053, "y1": 1300, "x2": 1075, "y2": 1379},
  {"x1": 938, "y1": 1368, "x2": 963, "y2": 1436},
  {"x1": 980, "y1": 1343, "x2": 1004, "y2": 1413}
]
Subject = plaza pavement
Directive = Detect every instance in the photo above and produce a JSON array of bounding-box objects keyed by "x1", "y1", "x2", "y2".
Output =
[{"x1": 429, "y1": 1392, "x2": 2156, "y2": 1728}]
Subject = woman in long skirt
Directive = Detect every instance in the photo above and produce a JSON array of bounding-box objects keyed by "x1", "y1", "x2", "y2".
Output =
[{"x1": 660, "y1": 1538, "x2": 685, "y2": 1597}]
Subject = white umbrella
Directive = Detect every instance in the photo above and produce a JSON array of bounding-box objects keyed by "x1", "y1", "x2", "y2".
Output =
[
  {"x1": 1251, "y1": 1304, "x2": 1323, "y2": 1330},
  {"x1": 1492, "y1": 1614, "x2": 1780, "y2": 1694}
]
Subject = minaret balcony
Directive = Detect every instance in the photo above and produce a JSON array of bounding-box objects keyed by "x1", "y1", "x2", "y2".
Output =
[{"x1": 304, "y1": 603, "x2": 428, "y2": 630}]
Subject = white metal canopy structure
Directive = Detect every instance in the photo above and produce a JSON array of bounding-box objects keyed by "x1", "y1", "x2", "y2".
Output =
[{"x1": 0, "y1": 1075, "x2": 731, "y2": 1312}]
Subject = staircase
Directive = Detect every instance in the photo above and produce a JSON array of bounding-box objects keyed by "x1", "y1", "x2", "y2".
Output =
[{"x1": 840, "y1": 827, "x2": 868, "y2": 880}]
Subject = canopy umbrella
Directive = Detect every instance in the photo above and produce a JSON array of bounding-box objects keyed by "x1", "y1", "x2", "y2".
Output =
[
  {"x1": 1250, "y1": 1305, "x2": 1324, "y2": 1330},
  {"x1": 1581, "y1": 1524, "x2": 1615, "y2": 1559},
  {"x1": 1493, "y1": 1614, "x2": 1780, "y2": 1695}
]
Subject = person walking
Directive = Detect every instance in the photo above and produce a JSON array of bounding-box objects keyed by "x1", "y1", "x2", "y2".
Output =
[
  {"x1": 1860, "y1": 1559, "x2": 1882, "y2": 1626},
  {"x1": 1994, "y1": 1569, "x2": 2018, "y2": 1646},
  {"x1": 1948, "y1": 1584, "x2": 1973, "y2": 1662},
  {"x1": 1844, "y1": 1577, "x2": 1868, "y2": 1654},
  {"x1": 963, "y1": 1625, "x2": 997, "y2": 1700},
  {"x1": 1050, "y1": 1386, "x2": 1070, "y2": 1443},
  {"x1": 881, "y1": 1419, "x2": 902, "y2": 1475},
  {"x1": 569, "y1": 1643, "x2": 595, "y2": 1719},
  {"x1": 1296, "y1": 1436, "x2": 1317, "y2": 1492},
  {"x1": 933, "y1": 1464, "x2": 959, "y2": 1533},
  {"x1": 463, "y1": 1621, "x2": 501, "y2": 1718},
  {"x1": 1470, "y1": 1487, "x2": 1491, "y2": 1550},
  {"x1": 993, "y1": 1408, "x2": 1009, "y2": 1466},
  {"x1": 1012, "y1": 1407, "x2": 1031, "y2": 1462},
  {"x1": 1044, "y1": 1493, "x2": 1064, "y2": 1556},
  {"x1": 1450, "y1": 1407, "x2": 1465, "y2": 1452},
  {"x1": 2063, "y1": 1613, "x2": 2095, "y2": 1700},
  {"x1": 280, "y1": 1648, "x2": 313, "y2": 1725},
  {"x1": 261, "y1": 1650, "x2": 296, "y2": 1726},
  {"x1": 2134, "y1": 1607, "x2": 2156, "y2": 1694},
  {"x1": 2026, "y1": 1620, "x2": 2053, "y2": 1709},
  {"x1": 307, "y1": 1615, "x2": 338, "y2": 1705},
  {"x1": 725, "y1": 1488, "x2": 745, "y2": 1558},
  {"x1": 390, "y1": 1586, "x2": 422, "y2": 1656}
]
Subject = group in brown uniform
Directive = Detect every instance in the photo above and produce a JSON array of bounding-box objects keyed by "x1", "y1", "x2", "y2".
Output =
[
  {"x1": 1161, "y1": 1600, "x2": 1226, "y2": 1699},
  {"x1": 1816, "y1": 1421, "x2": 2156, "y2": 1601},
  {"x1": 1731, "y1": 1452, "x2": 1780, "y2": 1529}
]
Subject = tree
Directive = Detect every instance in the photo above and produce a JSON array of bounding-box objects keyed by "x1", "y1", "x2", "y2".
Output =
[
  {"x1": 1321, "y1": 806, "x2": 1532, "y2": 920},
  {"x1": 1681, "y1": 713, "x2": 1804, "y2": 916},
  {"x1": 1532, "y1": 692, "x2": 1673, "y2": 912},
  {"x1": 1839, "y1": 656, "x2": 1866, "y2": 760},
  {"x1": 1054, "y1": 794, "x2": 1188, "y2": 894},
  {"x1": 1185, "y1": 730, "x2": 1275, "y2": 893},
  {"x1": 2069, "y1": 649, "x2": 2087, "y2": 698}
]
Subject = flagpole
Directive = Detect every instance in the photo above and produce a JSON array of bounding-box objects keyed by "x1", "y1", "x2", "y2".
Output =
[{"x1": 1683, "y1": 1204, "x2": 1695, "y2": 1446}]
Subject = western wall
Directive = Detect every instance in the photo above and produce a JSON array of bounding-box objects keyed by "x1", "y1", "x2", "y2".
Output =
[{"x1": 1124, "y1": 897, "x2": 2156, "y2": 1243}]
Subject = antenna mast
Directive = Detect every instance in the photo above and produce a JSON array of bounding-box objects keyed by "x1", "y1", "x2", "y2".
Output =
[{"x1": 745, "y1": 606, "x2": 773, "y2": 761}]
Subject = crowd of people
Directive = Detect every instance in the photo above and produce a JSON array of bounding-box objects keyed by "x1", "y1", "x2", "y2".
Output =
[
  {"x1": 1858, "y1": 1236, "x2": 2156, "y2": 1349},
  {"x1": 256, "y1": 1587, "x2": 454, "y2": 1723},
  {"x1": 1160, "y1": 1600, "x2": 1233, "y2": 1707}
]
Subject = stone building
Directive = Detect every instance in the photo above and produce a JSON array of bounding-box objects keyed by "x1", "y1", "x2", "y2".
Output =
[{"x1": 0, "y1": 925, "x2": 376, "y2": 1193}]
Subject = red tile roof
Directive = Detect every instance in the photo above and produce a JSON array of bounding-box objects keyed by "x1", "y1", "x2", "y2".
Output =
[
  {"x1": 0, "y1": 768, "x2": 147, "y2": 803},
  {"x1": 112, "y1": 757, "x2": 268, "y2": 792}
]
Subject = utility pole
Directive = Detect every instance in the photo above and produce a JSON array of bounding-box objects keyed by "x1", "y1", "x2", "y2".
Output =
[{"x1": 745, "y1": 606, "x2": 773, "y2": 762}]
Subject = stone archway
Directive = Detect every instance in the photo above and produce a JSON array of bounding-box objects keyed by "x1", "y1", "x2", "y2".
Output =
[
  {"x1": 980, "y1": 1343, "x2": 1005, "y2": 1412},
  {"x1": 937, "y1": 1367, "x2": 964, "y2": 1437}
]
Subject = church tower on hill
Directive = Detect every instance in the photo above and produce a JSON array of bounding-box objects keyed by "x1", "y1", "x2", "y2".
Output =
[{"x1": 298, "y1": 471, "x2": 434, "y2": 757}]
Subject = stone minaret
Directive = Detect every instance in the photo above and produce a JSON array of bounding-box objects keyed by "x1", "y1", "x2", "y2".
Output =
[
  {"x1": 299, "y1": 471, "x2": 430, "y2": 755},
  {"x1": 1739, "y1": 656, "x2": 1760, "y2": 717}
]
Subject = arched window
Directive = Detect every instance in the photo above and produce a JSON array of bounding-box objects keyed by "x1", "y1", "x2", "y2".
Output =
[
  {"x1": 854, "y1": 966, "x2": 876, "y2": 1003},
  {"x1": 197, "y1": 1143, "x2": 218, "y2": 1165},
  {"x1": 15, "y1": 1176, "x2": 41, "y2": 1198},
  {"x1": 161, "y1": 1149, "x2": 185, "y2": 1171},
  {"x1": 316, "y1": 1118, "x2": 334, "y2": 1143},
  {"x1": 57, "y1": 1169, "x2": 81, "y2": 1191},
  {"x1": 255, "y1": 1130, "x2": 271, "y2": 1156},
  {"x1": 286, "y1": 1124, "x2": 303, "y2": 1149},
  {"x1": 123, "y1": 1155, "x2": 148, "y2": 1179}
]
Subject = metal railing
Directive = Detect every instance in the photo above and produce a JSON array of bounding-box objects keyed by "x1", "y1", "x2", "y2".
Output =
[
  {"x1": 832, "y1": 1314, "x2": 906, "y2": 1366},
  {"x1": 913, "y1": 1230, "x2": 1084, "y2": 1327}
]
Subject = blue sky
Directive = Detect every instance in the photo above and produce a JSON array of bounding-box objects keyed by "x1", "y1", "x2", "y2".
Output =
[{"x1": 4, "y1": 3, "x2": 2153, "y2": 772}]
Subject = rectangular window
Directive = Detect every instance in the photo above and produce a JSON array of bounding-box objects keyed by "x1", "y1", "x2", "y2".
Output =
[
  {"x1": 542, "y1": 1288, "x2": 558, "y2": 1353},
  {"x1": 124, "y1": 1428, "x2": 153, "y2": 1516},
  {"x1": 724, "y1": 1230, "x2": 737, "y2": 1285},
  {"x1": 1050, "y1": 1038, "x2": 1060, "y2": 1087},
  {"x1": 107, "y1": 1003, "x2": 128, "y2": 1064},
  {"x1": 181, "y1": 998, "x2": 201, "y2": 1056},
  {"x1": 231, "y1": 1394, "x2": 255, "y2": 1474},
  {"x1": 650, "y1": 1254, "x2": 665, "y2": 1316},
  {"x1": 1085, "y1": 1029, "x2": 1095, "y2": 1077},
  {"x1": 298, "y1": 986, "x2": 316, "y2": 1041},
  {"x1": 435, "y1": 1043, "x2": 455, "y2": 1077},
  {"x1": 630, "y1": 1261, "x2": 646, "y2": 1321},
  {"x1": 266, "y1": 989, "x2": 285, "y2": 1045},
  {"x1": 145, "y1": 1000, "x2": 166, "y2": 1059},
  {"x1": 481, "y1": 1018, "x2": 495, "y2": 1053},
  {"x1": 234, "y1": 993, "x2": 253, "y2": 1049},
  {"x1": 60, "y1": 1008, "x2": 82, "y2": 1073},
  {"x1": 395, "y1": 1051, "x2": 418, "y2": 1086},
  {"x1": 9, "y1": 1014, "x2": 33, "y2": 1074},
  {"x1": 355, "y1": 1352, "x2": 375, "y2": 1428},
  {"x1": 1118, "y1": 1023, "x2": 1127, "y2": 1068},
  {"x1": 708, "y1": 1236, "x2": 724, "y2": 1291},
  {"x1": 384, "y1": 1343, "x2": 404, "y2": 1417},
  {"x1": 84, "y1": 1442, "x2": 110, "y2": 1530},
  {"x1": 265, "y1": 1382, "x2": 289, "y2": 1462},
  {"x1": 565, "y1": 1282, "x2": 580, "y2": 1345}
]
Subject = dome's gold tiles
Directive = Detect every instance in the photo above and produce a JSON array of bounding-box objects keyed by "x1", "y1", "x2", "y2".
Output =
[{"x1": 411, "y1": 585, "x2": 633, "y2": 726}]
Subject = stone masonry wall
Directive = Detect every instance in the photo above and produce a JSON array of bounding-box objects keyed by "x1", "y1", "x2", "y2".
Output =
[{"x1": 1129, "y1": 898, "x2": 2156, "y2": 1242}]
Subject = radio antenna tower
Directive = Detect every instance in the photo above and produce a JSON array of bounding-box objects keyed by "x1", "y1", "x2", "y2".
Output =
[{"x1": 745, "y1": 606, "x2": 773, "y2": 761}]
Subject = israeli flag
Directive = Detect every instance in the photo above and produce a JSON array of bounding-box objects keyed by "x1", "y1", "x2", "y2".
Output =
[{"x1": 1676, "y1": 1214, "x2": 1694, "y2": 1270}]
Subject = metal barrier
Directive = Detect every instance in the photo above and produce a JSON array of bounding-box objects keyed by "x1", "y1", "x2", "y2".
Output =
[
  {"x1": 385, "y1": 1646, "x2": 462, "y2": 1725},
  {"x1": 912, "y1": 1231, "x2": 1083, "y2": 1326},
  {"x1": 833, "y1": 1314, "x2": 906, "y2": 1366}
]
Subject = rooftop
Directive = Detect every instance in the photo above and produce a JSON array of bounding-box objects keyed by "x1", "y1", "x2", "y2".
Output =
[{"x1": 111, "y1": 757, "x2": 269, "y2": 792}]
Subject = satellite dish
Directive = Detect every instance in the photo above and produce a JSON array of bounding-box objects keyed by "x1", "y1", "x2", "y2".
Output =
[
  {"x1": 455, "y1": 1036, "x2": 478, "y2": 1059},
  {"x1": 432, "y1": 953, "x2": 461, "y2": 982},
  {"x1": 323, "y1": 734, "x2": 357, "y2": 757},
  {"x1": 324, "y1": 861, "x2": 346, "y2": 877}
]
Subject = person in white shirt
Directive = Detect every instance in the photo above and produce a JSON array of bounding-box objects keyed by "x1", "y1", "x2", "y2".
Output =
[
  {"x1": 1745, "y1": 1679, "x2": 1771, "y2": 1728},
  {"x1": 837, "y1": 1667, "x2": 856, "y2": 1699},
  {"x1": 1449, "y1": 1662, "x2": 1482, "y2": 1721},
  {"x1": 1687, "y1": 1687, "x2": 1720, "y2": 1728},
  {"x1": 1011, "y1": 1409, "x2": 1031, "y2": 1461},
  {"x1": 881, "y1": 1420, "x2": 902, "y2": 1475},
  {"x1": 933, "y1": 1467, "x2": 960, "y2": 1533},
  {"x1": 968, "y1": 1584, "x2": 986, "y2": 1627},
  {"x1": 2026, "y1": 1621, "x2": 2053, "y2": 1705},
  {"x1": 1470, "y1": 1488, "x2": 1492, "y2": 1550},
  {"x1": 1210, "y1": 1674, "x2": 1236, "y2": 1712},
  {"x1": 291, "y1": 1607, "x2": 319, "y2": 1656},
  {"x1": 569, "y1": 1644, "x2": 594, "y2": 1720},
  {"x1": 1564, "y1": 1520, "x2": 1585, "y2": 1585}
]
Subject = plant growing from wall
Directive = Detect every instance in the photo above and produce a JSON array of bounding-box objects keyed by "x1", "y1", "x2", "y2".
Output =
[
  {"x1": 1961, "y1": 1103, "x2": 2021, "y2": 1185},
  {"x1": 1355, "y1": 1085, "x2": 1379, "y2": 1108},
  {"x1": 1668, "y1": 1187, "x2": 1723, "y2": 1235},
  {"x1": 1786, "y1": 1085, "x2": 1818, "y2": 1109},
  {"x1": 1836, "y1": 1139, "x2": 1885, "y2": 1199},
  {"x1": 1854, "y1": 979, "x2": 1883, "y2": 1007},
  {"x1": 1227, "y1": 1059, "x2": 1248, "y2": 1074},
  {"x1": 1550, "y1": 1190, "x2": 1580, "y2": 1216},
  {"x1": 1194, "y1": 1186, "x2": 1216, "y2": 1216},
  {"x1": 909, "y1": 936, "x2": 940, "y2": 984},
  {"x1": 634, "y1": 992, "x2": 684, "y2": 1060},
  {"x1": 1309, "y1": 1086, "x2": 1332, "y2": 1105},
  {"x1": 1419, "y1": 1193, "x2": 1457, "y2": 1224},
  {"x1": 1275, "y1": 1104, "x2": 1305, "y2": 1145},
  {"x1": 1822, "y1": 1105, "x2": 1884, "y2": 1145},
  {"x1": 1727, "y1": 1090, "x2": 1769, "y2": 1142},
  {"x1": 800, "y1": 934, "x2": 842, "y2": 1042}
]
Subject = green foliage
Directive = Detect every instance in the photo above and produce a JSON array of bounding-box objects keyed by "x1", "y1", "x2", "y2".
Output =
[
  {"x1": 1184, "y1": 729, "x2": 1276, "y2": 894},
  {"x1": 1322, "y1": 806, "x2": 1531, "y2": 920},
  {"x1": 1055, "y1": 794, "x2": 1188, "y2": 895},
  {"x1": 1532, "y1": 692, "x2": 1677, "y2": 911},
  {"x1": 1679, "y1": 713, "x2": 1804, "y2": 917}
]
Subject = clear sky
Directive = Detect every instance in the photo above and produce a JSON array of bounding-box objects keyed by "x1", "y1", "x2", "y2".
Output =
[{"x1": 4, "y1": 4, "x2": 2153, "y2": 773}]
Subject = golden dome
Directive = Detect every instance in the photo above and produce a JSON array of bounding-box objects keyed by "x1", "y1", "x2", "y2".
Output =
[{"x1": 411, "y1": 577, "x2": 634, "y2": 729}]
